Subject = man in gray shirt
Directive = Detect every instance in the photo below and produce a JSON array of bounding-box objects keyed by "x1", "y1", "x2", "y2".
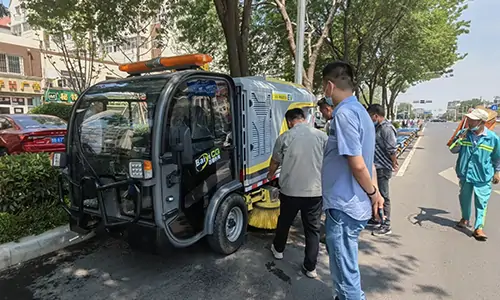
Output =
[
  {"x1": 267, "y1": 108, "x2": 328, "y2": 278},
  {"x1": 367, "y1": 104, "x2": 398, "y2": 236}
]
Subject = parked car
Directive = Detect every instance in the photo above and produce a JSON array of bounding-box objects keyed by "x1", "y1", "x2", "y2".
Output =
[{"x1": 0, "y1": 114, "x2": 67, "y2": 156}]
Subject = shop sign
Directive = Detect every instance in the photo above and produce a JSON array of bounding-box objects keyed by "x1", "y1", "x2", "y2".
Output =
[
  {"x1": 0, "y1": 78, "x2": 42, "y2": 94},
  {"x1": 44, "y1": 89, "x2": 79, "y2": 103},
  {"x1": 8, "y1": 81, "x2": 17, "y2": 91}
]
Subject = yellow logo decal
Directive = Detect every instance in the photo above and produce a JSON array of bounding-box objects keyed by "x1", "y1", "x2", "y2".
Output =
[{"x1": 272, "y1": 91, "x2": 292, "y2": 101}]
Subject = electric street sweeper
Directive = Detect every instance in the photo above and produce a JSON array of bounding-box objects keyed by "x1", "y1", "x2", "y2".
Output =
[{"x1": 50, "y1": 54, "x2": 316, "y2": 255}]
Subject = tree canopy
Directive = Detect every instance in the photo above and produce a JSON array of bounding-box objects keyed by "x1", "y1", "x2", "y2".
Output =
[
  {"x1": 20, "y1": 0, "x2": 470, "y2": 100},
  {"x1": 21, "y1": 0, "x2": 167, "y2": 93}
]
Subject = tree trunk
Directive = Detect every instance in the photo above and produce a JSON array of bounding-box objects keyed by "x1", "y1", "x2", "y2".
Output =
[
  {"x1": 275, "y1": 0, "x2": 338, "y2": 90},
  {"x1": 342, "y1": 0, "x2": 351, "y2": 61},
  {"x1": 214, "y1": 0, "x2": 242, "y2": 77},
  {"x1": 238, "y1": 0, "x2": 253, "y2": 77},
  {"x1": 388, "y1": 90, "x2": 399, "y2": 120},
  {"x1": 381, "y1": 84, "x2": 388, "y2": 112},
  {"x1": 368, "y1": 82, "x2": 375, "y2": 105},
  {"x1": 304, "y1": 0, "x2": 338, "y2": 90}
]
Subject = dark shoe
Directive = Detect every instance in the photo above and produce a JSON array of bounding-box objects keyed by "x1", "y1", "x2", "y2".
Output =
[
  {"x1": 372, "y1": 224, "x2": 392, "y2": 236},
  {"x1": 367, "y1": 218, "x2": 381, "y2": 228},
  {"x1": 456, "y1": 218, "x2": 469, "y2": 228},
  {"x1": 473, "y1": 228, "x2": 487, "y2": 241}
]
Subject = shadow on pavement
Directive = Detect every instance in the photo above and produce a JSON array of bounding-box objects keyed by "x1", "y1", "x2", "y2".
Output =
[
  {"x1": 413, "y1": 284, "x2": 451, "y2": 299},
  {"x1": 1, "y1": 213, "x2": 454, "y2": 300},
  {"x1": 358, "y1": 233, "x2": 414, "y2": 294},
  {"x1": 2, "y1": 222, "x2": 334, "y2": 300},
  {"x1": 412, "y1": 207, "x2": 472, "y2": 237}
]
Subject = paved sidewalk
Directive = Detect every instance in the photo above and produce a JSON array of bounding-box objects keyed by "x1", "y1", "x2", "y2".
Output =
[{"x1": 2, "y1": 122, "x2": 499, "y2": 300}]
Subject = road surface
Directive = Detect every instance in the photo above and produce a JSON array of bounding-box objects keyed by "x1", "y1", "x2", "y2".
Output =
[{"x1": 1, "y1": 122, "x2": 499, "y2": 300}]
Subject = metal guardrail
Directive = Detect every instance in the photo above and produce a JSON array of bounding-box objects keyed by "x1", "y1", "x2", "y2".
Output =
[{"x1": 396, "y1": 128, "x2": 419, "y2": 158}]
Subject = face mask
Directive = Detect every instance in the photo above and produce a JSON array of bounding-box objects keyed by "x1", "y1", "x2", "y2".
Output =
[
  {"x1": 471, "y1": 126, "x2": 480, "y2": 132},
  {"x1": 325, "y1": 96, "x2": 334, "y2": 106},
  {"x1": 324, "y1": 82, "x2": 334, "y2": 106},
  {"x1": 373, "y1": 121, "x2": 379, "y2": 127}
]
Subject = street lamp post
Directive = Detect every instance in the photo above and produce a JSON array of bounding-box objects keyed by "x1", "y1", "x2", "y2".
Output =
[{"x1": 294, "y1": 0, "x2": 306, "y2": 85}]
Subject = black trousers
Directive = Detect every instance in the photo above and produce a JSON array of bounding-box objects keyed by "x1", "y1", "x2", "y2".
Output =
[
  {"x1": 377, "y1": 168, "x2": 392, "y2": 222},
  {"x1": 273, "y1": 193, "x2": 322, "y2": 271}
]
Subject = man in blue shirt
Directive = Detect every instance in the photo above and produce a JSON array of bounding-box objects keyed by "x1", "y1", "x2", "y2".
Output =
[{"x1": 322, "y1": 61, "x2": 384, "y2": 300}]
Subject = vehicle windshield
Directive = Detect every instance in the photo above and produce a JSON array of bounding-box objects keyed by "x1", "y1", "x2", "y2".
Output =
[
  {"x1": 74, "y1": 78, "x2": 169, "y2": 160},
  {"x1": 12, "y1": 115, "x2": 67, "y2": 129}
]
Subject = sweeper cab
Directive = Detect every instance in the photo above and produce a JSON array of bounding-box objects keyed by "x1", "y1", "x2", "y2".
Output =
[{"x1": 50, "y1": 54, "x2": 316, "y2": 255}]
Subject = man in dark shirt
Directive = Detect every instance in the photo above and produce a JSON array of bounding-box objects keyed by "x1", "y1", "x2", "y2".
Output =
[{"x1": 367, "y1": 104, "x2": 398, "y2": 235}]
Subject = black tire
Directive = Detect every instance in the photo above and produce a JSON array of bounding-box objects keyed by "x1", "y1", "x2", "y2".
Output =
[
  {"x1": 207, "y1": 193, "x2": 248, "y2": 255},
  {"x1": 0, "y1": 148, "x2": 7, "y2": 156}
]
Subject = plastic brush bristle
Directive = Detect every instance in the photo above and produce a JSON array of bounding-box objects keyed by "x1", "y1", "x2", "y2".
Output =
[{"x1": 248, "y1": 206, "x2": 280, "y2": 230}]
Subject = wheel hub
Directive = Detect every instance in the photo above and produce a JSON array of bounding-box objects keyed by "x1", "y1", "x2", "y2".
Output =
[{"x1": 225, "y1": 207, "x2": 244, "y2": 242}]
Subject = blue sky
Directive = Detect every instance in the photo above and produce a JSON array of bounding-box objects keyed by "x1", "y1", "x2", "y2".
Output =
[
  {"x1": 1, "y1": 0, "x2": 495, "y2": 112},
  {"x1": 398, "y1": 0, "x2": 499, "y2": 112}
]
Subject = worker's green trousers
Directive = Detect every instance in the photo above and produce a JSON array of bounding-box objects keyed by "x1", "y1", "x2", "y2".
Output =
[{"x1": 459, "y1": 180, "x2": 491, "y2": 230}]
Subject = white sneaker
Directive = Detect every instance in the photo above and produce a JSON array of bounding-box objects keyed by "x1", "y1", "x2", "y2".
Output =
[
  {"x1": 270, "y1": 244, "x2": 283, "y2": 259},
  {"x1": 302, "y1": 265, "x2": 317, "y2": 278}
]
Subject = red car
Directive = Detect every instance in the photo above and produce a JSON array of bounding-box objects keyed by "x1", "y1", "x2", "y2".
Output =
[{"x1": 0, "y1": 114, "x2": 67, "y2": 156}]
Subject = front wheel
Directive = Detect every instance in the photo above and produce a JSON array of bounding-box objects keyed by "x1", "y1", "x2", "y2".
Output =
[{"x1": 207, "y1": 194, "x2": 248, "y2": 255}]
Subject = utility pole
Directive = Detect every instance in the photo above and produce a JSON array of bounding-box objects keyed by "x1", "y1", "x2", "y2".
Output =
[{"x1": 294, "y1": 0, "x2": 306, "y2": 85}]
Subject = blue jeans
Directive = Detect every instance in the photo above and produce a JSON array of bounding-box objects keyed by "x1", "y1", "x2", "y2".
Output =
[{"x1": 325, "y1": 209, "x2": 367, "y2": 300}]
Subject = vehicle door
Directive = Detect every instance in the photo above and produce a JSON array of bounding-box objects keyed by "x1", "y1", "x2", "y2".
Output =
[{"x1": 160, "y1": 74, "x2": 237, "y2": 231}]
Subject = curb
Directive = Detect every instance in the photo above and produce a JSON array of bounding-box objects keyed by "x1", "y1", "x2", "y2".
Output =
[{"x1": 0, "y1": 225, "x2": 95, "y2": 272}]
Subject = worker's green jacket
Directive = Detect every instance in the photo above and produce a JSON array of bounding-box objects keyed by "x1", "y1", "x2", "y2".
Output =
[{"x1": 450, "y1": 128, "x2": 500, "y2": 183}]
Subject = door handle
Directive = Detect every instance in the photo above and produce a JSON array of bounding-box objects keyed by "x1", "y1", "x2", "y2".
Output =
[{"x1": 166, "y1": 170, "x2": 180, "y2": 188}]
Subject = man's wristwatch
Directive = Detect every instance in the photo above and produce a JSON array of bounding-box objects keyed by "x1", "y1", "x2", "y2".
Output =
[{"x1": 366, "y1": 186, "x2": 377, "y2": 197}]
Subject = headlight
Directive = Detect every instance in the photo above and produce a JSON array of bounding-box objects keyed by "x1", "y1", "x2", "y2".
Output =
[{"x1": 128, "y1": 160, "x2": 153, "y2": 179}]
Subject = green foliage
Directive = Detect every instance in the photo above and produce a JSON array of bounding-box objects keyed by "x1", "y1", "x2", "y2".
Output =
[
  {"x1": 22, "y1": 0, "x2": 167, "y2": 92},
  {"x1": 397, "y1": 103, "x2": 416, "y2": 119},
  {"x1": 392, "y1": 121, "x2": 401, "y2": 129},
  {"x1": 0, "y1": 153, "x2": 59, "y2": 214},
  {"x1": 0, "y1": 153, "x2": 67, "y2": 244},
  {"x1": 0, "y1": 204, "x2": 67, "y2": 244},
  {"x1": 29, "y1": 103, "x2": 73, "y2": 121}
]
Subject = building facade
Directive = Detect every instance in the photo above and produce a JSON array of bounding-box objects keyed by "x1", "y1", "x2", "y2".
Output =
[
  {"x1": 0, "y1": 33, "x2": 43, "y2": 114},
  {"x1": 41, "y1": 51, "x2": 127, "y2": 105}
]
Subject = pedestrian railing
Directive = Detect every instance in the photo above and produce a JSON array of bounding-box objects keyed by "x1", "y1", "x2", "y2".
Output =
[{"x1": 396, "y1": 128, "x2": 419, "y2": 158}]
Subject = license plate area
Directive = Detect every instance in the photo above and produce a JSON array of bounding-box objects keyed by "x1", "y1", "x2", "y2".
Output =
[{"x1": 51, "y1": 137, "x2": 64, "y2": 144}]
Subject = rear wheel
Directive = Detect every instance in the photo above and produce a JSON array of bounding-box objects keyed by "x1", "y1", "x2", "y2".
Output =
[{"x1": 207, "y1": 194, "x2": 248, "y2": 255}]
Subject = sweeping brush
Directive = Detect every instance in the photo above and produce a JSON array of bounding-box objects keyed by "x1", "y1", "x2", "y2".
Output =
[{"x1": 248, "y1": 200, "x2": 280, "y2": 230}]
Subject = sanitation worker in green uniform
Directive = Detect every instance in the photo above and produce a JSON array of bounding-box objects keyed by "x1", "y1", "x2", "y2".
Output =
[{"x1": 449, "y1": 108, "x2": 500, "y2": 241}]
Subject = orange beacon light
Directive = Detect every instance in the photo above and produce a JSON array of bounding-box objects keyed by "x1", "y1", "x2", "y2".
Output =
[{"x1": 118, "y1": 54, "x2": 213, "y2": 75}]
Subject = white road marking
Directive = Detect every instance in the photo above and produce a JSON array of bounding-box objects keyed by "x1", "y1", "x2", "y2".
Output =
[
  {"x1": 438, "y1": 166, "x2": 500, "y2": 195},
  {"x1": 396, "y1": 124, "x2": 426, "y2": 177},
  {"x1": 438, "y1": 167, "x2": 459, "y2": 185}
]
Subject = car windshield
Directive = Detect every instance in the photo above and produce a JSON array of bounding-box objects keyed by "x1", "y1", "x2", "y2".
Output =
[
  {"x1": 12, "y1": 115, "x2": 67, "y2": 129},
  {"x1": 74, "y1": 77, "x2": 169, "y2": 160}
]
